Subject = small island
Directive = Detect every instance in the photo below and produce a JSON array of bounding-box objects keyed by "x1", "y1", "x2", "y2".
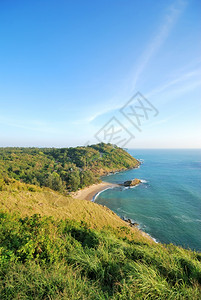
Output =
[{"x1": 123, "y1": 178, "x2": 142, "y2": 187}]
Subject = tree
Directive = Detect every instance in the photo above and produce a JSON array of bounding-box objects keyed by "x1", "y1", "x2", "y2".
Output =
[
  {"x1": 80, "y1": 170, "x2": 94, "y2": 188},
  {"x1": 45, "y1": 173, "x2": 64, "y2": 192},
  {"x1": 68, "y1": 171, "x2": 80, "y2": 191}
]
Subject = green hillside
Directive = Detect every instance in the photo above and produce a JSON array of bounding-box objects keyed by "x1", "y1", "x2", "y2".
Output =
[
  {"x1": 0, "y1": 210, "x2": 201, "y2": 299},
  {"x1": 0, "y1": 143, "x2": 139, "y2": 192},
  {"x1": 0, "y1": 145, "x2": 201, "y2": 299},
  {"x1": 0, "y1": 179, "x2": 148, "y2": 241},
  {"x1": 0, "y1": 180, "x2": 200, "y2": 299}
]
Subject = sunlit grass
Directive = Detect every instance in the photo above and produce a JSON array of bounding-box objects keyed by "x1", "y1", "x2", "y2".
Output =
[
  {"x1": 0, "y1": 180, "x2": 201, "y2": 299},
  {"x1": 0, "y1": 212, "x2": 200, "y2": 299}
]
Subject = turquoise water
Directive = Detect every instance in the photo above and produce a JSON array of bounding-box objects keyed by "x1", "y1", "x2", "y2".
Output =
[{"x1": 95, "y1": 149, "x2": 201, "y2": 251}]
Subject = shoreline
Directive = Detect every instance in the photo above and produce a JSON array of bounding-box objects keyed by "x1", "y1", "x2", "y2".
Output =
[
  {"x1": 70, "y1": 178, "x2": 157, "y2": 243},
  {"x1": 70, "y1": 164, "x2": 142, "y2": 202},
  {"x1": 92, "y1": 185, "x2": 117, "y2": 202},
  {"x1": 70, "y1": 181, "x2": 119, "y2": 201}
]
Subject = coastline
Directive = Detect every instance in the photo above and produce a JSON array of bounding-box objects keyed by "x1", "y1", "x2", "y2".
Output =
[
  {"x1": 71, "y1": 180, "x2": 156, "y2": 243},
  {"x1": 70, "y1": 181, "x2": 119, "y2": 201},
  {"x1": 70, "y1": 164, "x2": 141, "y2": 202}
]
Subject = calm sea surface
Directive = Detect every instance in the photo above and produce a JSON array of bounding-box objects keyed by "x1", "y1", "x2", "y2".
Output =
[{"x1": 95, "y1": 149, "x2": 201, "y2": 251}]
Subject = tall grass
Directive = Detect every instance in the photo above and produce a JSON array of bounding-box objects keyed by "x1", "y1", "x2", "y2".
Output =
[{"x1": 0, "y1": 212, "x2": 201, "y2": 299}]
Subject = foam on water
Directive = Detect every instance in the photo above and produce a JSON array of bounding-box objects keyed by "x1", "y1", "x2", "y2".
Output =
[
  {"x1": 140, "y1": 179, "x2": 148, "y2": 183},
  {"x1": 92, "y1": 186, "x2": 117, "y2": 202}
]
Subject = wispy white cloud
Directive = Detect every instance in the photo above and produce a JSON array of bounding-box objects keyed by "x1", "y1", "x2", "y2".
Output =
[
  {"x1": 132, "y1": 0, "x2": 187, "y2": 89},
  {"x1": 147, "y1": 67, "x2": 201, "y2": 98},
  {"x1": 71, "y1": 98, "x2": 123, "y2": 125},
  {"x1": 78, "y1": 65, "x2": 200, "y2": 125},
  {"x1": 0, "y1": 116, "x2": 57, "y2": 134},
  {"x1": 143, "y1": 115, "x2": 177, "y2": 129},
  {"x1": 79, "y1": 0, "x2": 188, "y2": 123},
  {"x1": 72, "y1": 112, "x2": 106, "y2": 125},
  {"x1": 71, "y1": 0, "x2": 189, "y2": 125},
  {"x1": 166, "y1": 79, "x2": 201, "y2": 97}
]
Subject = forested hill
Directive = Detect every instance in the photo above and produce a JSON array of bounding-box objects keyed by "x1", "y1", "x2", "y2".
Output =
[{"x1": 0, "y1": 143, "x2": 139, "y2": 192}]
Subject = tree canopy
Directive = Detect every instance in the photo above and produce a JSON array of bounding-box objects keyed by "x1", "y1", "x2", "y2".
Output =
[{"x1": 0, "y1": 143, "x2": 139, "y2": 192}]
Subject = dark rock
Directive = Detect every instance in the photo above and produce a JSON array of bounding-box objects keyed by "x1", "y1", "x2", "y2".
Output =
[
  {"x1": 121, "y1": 216, "x2": 139, "y2": 227},
  {"x1": 123, "y1": 178, "x2": 141, "y2": 187}
]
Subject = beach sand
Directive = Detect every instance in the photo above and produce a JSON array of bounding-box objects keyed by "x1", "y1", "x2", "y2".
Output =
[{"x1": 71, "y1": 181, "x2": 118, "y2": 201}]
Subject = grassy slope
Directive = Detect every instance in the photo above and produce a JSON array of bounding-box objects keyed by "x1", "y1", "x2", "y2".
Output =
[
  {"x1": 0, "y1": 179, "x2": 151, "y2": 242},
  {"x1": 0, "y1": 180, "x2": 201, "y2": 299}
]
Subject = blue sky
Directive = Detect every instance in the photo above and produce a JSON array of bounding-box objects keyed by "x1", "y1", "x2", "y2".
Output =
[{"x1": 0, "y1": 0, "x2": 200, "y2": 148}]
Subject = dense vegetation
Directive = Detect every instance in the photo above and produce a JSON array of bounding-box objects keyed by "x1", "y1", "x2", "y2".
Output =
[
  {"x1": 0, "y1": 144, "x2": 200, "y2": 299},
  {"x1": 0, "y1": 211, "x2": 201, "y2": 299},
  {"x1": 0, "y1": 143, "x2": 139, "y2": 192}
]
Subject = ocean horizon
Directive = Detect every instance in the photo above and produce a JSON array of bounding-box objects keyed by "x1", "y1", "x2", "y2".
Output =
[{"x1": 95, "y1": 149, "x2": 201, "y2": 251}]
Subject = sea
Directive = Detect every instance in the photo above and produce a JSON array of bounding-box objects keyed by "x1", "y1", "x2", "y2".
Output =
[{"x1": 95, "y1": 149, "x2": 201, "y2": 252}]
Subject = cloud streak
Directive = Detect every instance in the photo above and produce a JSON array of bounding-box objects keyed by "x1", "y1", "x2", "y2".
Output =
[
  {"x1": 0, "y1": 116, "x2": 57, "y2": 134},
  {"x1": 147, "y1": 67, "x2": 201, "y2": 98},
  {"x1": 80, "y1": 0, "x2": 188, "y2": 123},
  {"x1": 132, "y1": 0, "x2": 187, "y2": 89},
  {"x1": 72, "y1": 0, "x2": 189, "y2": 125}
]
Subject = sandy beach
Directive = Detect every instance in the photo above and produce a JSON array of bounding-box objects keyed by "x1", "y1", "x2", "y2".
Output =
[{"x1": 71, "y1": 181, "x2": 118, "y2": 201}]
